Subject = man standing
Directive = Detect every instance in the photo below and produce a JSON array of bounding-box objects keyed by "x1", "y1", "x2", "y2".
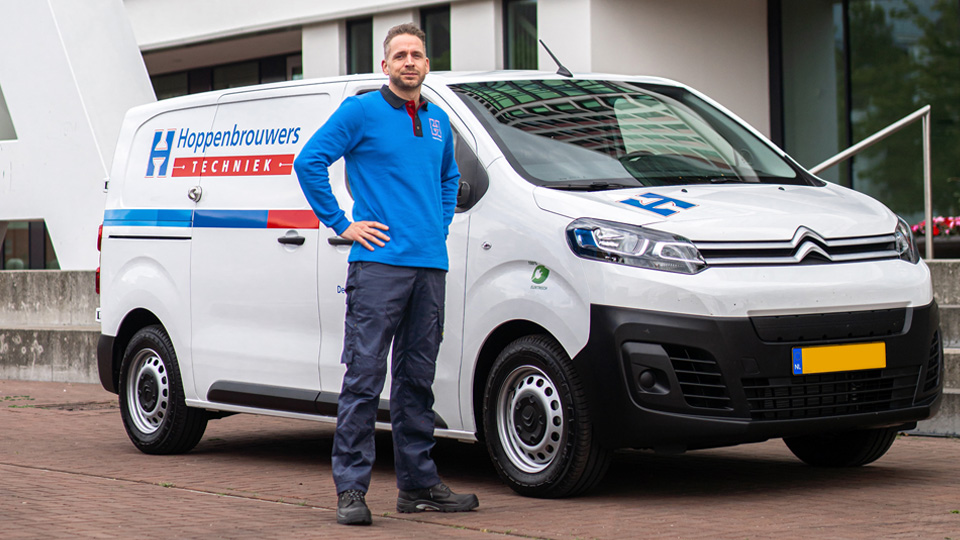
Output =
[{"x1": 294, "y1": 23, "x2": 478, "y2": 526}]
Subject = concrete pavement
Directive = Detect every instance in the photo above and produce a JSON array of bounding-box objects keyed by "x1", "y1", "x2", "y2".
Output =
[{"x1": 1, "y1": 379, "x2": 959, "y2": 539}]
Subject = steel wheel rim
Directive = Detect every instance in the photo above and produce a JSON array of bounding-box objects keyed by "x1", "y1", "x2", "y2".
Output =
[
  {"x1": 125, "y1": 348, "x2": 169, "y2": 435},
  {"x1": 496, "y1": 365, "x2": 564, "y2": 474}
]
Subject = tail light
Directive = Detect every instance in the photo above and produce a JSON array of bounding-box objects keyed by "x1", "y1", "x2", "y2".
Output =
[{"x1": 96, "y1": 224, "x2": 102, "y2": 295}]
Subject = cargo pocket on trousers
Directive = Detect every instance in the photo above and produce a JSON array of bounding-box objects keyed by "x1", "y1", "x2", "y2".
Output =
[
  {"x1": 341, "y1": 319, "x2": 358, "y2": 366},
  {"x1": 340, "y1": 263, "x2": 362, "y2": 366}
]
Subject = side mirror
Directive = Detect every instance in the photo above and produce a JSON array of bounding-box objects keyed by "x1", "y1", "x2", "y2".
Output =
[
  {"x1": 454, "y1": 138, "x2": 488, "y2": 212},
  {"x1": 457, "y1": 181, "x2": 472, "y2": 207}
]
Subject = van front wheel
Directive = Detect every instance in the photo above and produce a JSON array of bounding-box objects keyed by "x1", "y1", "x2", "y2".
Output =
[
  {"x1": 483, "y1": 335, "x2": 611, "y2": 498},
  {"x1": 118, "y1": 325, "x2": 207, "y2": 454}
]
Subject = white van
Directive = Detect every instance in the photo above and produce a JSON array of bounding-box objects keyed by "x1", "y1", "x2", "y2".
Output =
[{"x1": 97, "y1": 72, "x2": 943, "y2": 498}]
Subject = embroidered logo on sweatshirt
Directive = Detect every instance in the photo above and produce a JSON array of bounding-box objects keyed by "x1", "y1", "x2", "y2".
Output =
[{"x1": 429, "y1": 118, "x2": 443, "y2": 141}]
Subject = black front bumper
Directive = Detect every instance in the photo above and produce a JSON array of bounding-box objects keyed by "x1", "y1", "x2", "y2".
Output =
[{"x1": 572, "y1": 302, "x2": 943, "y2": 451}]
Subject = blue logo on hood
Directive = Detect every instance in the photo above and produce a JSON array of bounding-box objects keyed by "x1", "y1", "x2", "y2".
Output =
[{"x1": 620, "y1": 192, "x2": 697, "y2": 217}]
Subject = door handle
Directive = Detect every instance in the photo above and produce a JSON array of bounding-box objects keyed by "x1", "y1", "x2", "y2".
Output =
[
  {"x1": 328, "y1": 237, "x2": 354, "y2": 246},
  {"x1": 278, "y1": 235, "x2": 305, "y2": 246}
]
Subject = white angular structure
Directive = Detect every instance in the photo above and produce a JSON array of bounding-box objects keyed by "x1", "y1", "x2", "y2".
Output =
[{"x1": 0, "y1": 0, "x2": 155, "y2": 270}]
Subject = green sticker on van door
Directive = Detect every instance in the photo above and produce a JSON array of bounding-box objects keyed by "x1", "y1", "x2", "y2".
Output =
[{"x1": 531, "y1": 265, "x2": 550, "y2": 284}]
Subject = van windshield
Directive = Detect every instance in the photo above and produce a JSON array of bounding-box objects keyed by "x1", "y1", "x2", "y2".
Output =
[{"x1": 451, "y1": 79, "x2": 814, "y2": 190}]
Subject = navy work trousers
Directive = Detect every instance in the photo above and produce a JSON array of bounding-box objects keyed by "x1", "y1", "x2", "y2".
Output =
[{"x1": 332, "y1": 261, "x2": 445, "y2": 494}]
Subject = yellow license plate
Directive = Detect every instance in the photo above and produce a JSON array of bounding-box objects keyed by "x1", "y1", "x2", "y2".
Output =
[{"x1": 792, "y1": 342, "x2": 886, "y2": 375}]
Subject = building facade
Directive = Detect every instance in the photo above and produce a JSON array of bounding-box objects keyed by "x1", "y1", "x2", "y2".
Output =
[{"x1": 1, "y1": 0, "x2": 957, "y2": 270}]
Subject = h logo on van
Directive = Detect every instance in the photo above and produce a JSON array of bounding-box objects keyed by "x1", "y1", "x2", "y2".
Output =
[{"x1": 146, "y1": 129, "x2": 176, "y2": 178}]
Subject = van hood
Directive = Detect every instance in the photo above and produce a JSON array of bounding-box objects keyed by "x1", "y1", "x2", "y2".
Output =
[{"x1": 533, "y1": 183, "x2": 898, "y2": 241}]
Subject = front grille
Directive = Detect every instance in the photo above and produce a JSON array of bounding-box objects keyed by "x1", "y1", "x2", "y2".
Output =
[
  {"x1": 666, "y1": 345, "x2": 732, "y2": 410},
  {"x1": 923, "y1": 331, "x2": 943, "y2": 393},
  {"x1": 743, "y1": 366, "x2": 920, "y2": 421},
  {"x1": 751, "y1": 309, "x2": 906, "y2": 343},
  {"x1": 694, "y1": 226, "x2": 900, "y2": 266}
]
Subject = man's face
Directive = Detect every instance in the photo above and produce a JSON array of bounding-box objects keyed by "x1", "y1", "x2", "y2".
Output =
[{"x1": 382, "y1": 34, "x2": 429, "y2": 92}]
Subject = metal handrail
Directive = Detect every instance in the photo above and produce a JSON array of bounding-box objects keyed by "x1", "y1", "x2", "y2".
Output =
[{"x1": 809, "y1": 105, "x2": 933, "y2": 259}]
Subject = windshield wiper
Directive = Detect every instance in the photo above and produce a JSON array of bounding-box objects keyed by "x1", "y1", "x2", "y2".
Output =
[
  {"x1": 547, "y1": 181, "x2": 639, "y2": 192},
  {"x1": 708, "y1": 176, "x2": 741, "y2": 184}
]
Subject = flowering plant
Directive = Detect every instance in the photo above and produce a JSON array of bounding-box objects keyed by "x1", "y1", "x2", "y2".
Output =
[{"x1": 912, "y1": 216, "x2": 960, "y2": 237}]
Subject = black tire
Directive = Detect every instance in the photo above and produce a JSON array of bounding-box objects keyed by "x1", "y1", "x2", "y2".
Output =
[
  {"x1": 118, "y1": 325, "x2": 207, "y2": 454},
  {"x1": 784, "y1": 427, "x2": 899, "y2": 467},
  {"x1": 483, "y1": 334, "x2": 611, "y2": 498}
]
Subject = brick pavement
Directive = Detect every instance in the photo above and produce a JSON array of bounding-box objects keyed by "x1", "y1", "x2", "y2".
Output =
[{"x1": 1, "y1": 379, "x2": 959, "y2": 539}]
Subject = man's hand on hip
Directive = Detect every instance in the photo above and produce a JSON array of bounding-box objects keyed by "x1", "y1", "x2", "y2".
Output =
[{"x1": 341, "y1": 221, "x2": 390, "y2": 251}]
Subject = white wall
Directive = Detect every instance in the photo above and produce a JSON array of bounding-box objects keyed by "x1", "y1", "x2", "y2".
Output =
[
  {"x1": 538, "y1": 0, "x2": 592, "y2": 73},
  {"x1": 451, "y1": 0, "x2": 502, "y2": 71},
  {"x1": 302, "y1": 21, "x2": 344, "y2": 79},
  {"x1": 0, "y1": 0, "x2": 155, "y2": 270},
  {"x1": 590, "y1": 0, "x2": 771, "y2": 136}
]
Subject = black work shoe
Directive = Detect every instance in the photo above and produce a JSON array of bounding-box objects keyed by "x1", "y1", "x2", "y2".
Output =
[
  {"x1": 397, "y1": 482, "x2": 479, "y2": 513},
  {"x1": 337, "y1": 490, "x2": 372, "y2": 525}
]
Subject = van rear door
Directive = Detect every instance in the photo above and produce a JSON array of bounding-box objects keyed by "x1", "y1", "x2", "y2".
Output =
[{"x1": 102, "y1": 99, "x2": 218, "y2": 399}]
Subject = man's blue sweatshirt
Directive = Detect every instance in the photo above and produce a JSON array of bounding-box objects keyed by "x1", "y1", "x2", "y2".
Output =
[{"x1": 294, "y1": 86, "x2": 460, "y2": 271}]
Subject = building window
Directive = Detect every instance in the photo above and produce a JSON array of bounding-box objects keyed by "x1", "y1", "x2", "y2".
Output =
[
  {"x1": 149, "y1": 54, "x2": 304, "y2": 100},
  {"x1": 348, "y1": 18, "x2": 374, "y2": 74},
  {"x1": 504, "y1": 0, "x2": 538, "y2": 69},
  {"x1": 1, "y1": 221, "x2": 58, "y2": 270},
  {"x1": 288, "y1": 55, "x2": 303, "y2": 80},
  {"x1": 422, "y1": 5, "x2": 452, "y2": 71},
  {"x1": 212, "y1": 61, "x2": 260, "y2": 91},
  {"x1": 777, "y1": 0, "x2": 960, "y2": 223},
  {"x1": 151, "y1": 72, "x2": 188, "y2": 101}
]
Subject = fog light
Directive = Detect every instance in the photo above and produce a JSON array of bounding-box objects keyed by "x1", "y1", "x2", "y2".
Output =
[{"x1": 638, "y1": 370, "x2": 657, "y2": 391}]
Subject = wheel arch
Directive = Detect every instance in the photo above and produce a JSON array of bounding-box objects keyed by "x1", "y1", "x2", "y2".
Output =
[
  {"x1": 103, "y1": 309, "x2": 163, "y2": 394},
  {"x1": 471, "y1": 319, "x2": 552, "y2": 441}
]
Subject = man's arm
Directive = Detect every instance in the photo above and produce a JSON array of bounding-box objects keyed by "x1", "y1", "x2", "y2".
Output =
[
  {"x1": 294, "y1": 98, "x2": 390, "y2": 251},
  {"x1": 439, "y1": 118, "x2": 461, "y2": 236},
  {"x1": 293, "y1": 98, "x2": 363, "y2": 236}
]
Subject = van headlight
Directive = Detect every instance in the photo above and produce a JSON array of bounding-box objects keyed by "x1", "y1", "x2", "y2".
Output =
[
  {"x1": 566, "y1": 218, "x2": 707, "y2": 274},
  {"x1": 894, "y1": 216, "x2": 920, "y2": 264}
]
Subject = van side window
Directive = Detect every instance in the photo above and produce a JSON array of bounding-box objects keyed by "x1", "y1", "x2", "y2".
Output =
[{"x1": 454, "y1": 130, "x2": 488, "y2": 212}]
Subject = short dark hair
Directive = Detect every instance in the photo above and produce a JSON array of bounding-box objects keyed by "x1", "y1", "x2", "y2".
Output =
[{"x1": 383, "y1": 23, "x2": 427, "y2": 59}]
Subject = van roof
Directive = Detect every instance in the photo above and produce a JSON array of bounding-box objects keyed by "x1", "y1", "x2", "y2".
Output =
[
  {"x1": 126, "y1": 71, "x2": 687, "y2": 124},
  {"x1": 156, "y1": 70, "x2": 684, "y2": 103}
]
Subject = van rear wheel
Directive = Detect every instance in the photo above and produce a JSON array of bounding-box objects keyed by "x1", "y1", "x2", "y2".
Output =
[
  {"x1": 119, "y1": 325, "x2": 207, "y2": 454},
  {"x1": 783, "y1": 427, "x2": 899, "y2": 467},
  {"x1": 483, "y1": 335, "x2": 611, "y2": 498}
]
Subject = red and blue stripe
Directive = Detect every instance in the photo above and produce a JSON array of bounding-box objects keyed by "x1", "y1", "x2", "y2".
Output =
[{"x1": 103, "y1": 209, "x2": 320, "y2": 229}]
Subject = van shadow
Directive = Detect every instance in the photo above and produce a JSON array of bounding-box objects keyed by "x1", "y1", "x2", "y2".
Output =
[
  {"x1": 589, "y1": 445, "x2": 930, "y2": 500},
  {"x1": 188, "y1": 418, "x2": 498, "y2": 482},
  {"x1": 187, "y1": 419, "x2": 925, "y2": 499}
]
